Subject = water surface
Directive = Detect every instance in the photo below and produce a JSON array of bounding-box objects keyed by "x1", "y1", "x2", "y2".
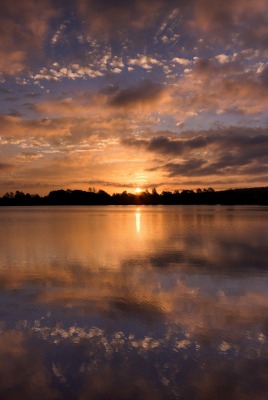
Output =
[{"x1": 0, "y1": 206, "x2": 267, "y2": 399}]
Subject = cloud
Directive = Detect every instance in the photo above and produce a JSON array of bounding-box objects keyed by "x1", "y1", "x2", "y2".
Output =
[
  {"x1": 163, "y1": 159, "x2": 207, "y2": 177},
  {"x1": 173, "y1": 57, "x2": 191, "y2": 66},
  {"x1": 107, "y1": 80, "x2": 171, "y2": 111},
  {"x1": 51, "y1": 22, "x2": 66, "y2": 45},
  {"x1": 76, "y1": 0, "x2": 179, "y2": 37},
  {"x1": 122, "y1": 126, "x2": 268, "y2": 180},
  {"x1": 84, "y1": 179, "x2": 139, "y2": 189},
  {"x1": 0, "y1": 0, "x2": 268, "y2": 194},
  {"x1": 215, "y1": 54, "x2": 235, "y2": 64},
  {"x1": 168, "y1": 56, "x2": 268, "y2": 117},
  {"x1": 74, "y1": 0, "x2": 268, "y2": 53},
  {"x1": 0, "y1": 0, "x2": 267, "y2": 78},
  {"x1": 122, "y1": 133, "x2": 209, "y2": 156},
  {"x1": 32, "y1": 80, "x2": 171, "y2": 121},
  {"x1": 16, "y1": 152, "x2": 44, "y2": 162},
  {"x1": 0, "y1": 113, "x2": 117, "y2": 150},
  {"x1": 0, "y1": 115, "x2": 70, "y2": 142},
  {"x1": 82, "y1": 179, "x2": 162, "y2": 190},
  {"x1": 110, "y1": 56, "x2": 124, "y2": 69},
  {"x1": 148, "y1": 135, "x2": 207, "y2": 154},
  {"x1": 128, "y1": 54, "x2": 162, "y2": 70},
  {"x1": 0, "y1": 0, "x2": 59, "y2": 75},
  {"x1": 32, "y1": 64, "x2": 104, "y2": 83},
  {"x1": 192, "y1": 0, "x2": 268, "y2": 48}
]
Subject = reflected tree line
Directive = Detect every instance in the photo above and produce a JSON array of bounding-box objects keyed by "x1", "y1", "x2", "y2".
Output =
[{"x1": 1, "y1": 186, "x2": 268, "y2": 205}]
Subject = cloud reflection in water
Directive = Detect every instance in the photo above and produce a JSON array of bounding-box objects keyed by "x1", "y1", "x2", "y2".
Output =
[{"x1": 0, "y1": 206, "x2": 267, "y2": 399}]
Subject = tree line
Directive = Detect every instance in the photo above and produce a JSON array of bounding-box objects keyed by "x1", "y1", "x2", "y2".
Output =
[{"x1": 1, "y1": 186, "x2": 268, "y2": 205}]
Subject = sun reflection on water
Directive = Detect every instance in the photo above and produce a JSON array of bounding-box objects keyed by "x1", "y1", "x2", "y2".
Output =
[{"x1": 135, "y1": 208, "x2": 141, "y2": 233}]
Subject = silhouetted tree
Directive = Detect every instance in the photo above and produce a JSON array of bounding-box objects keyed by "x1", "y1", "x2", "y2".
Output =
[
  {"x1": 3, "y1": 192, "x2": 14, "y2": 199},
  {"x1": 1, "y1": 186, "x2": 268, "y2": 206}
]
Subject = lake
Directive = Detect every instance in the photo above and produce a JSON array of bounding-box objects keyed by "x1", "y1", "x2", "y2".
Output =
[{"x1": 0, "y1": 205, "x2": 267, "y2": 400}]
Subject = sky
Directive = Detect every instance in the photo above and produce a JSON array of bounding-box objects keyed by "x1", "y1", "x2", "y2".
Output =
[{"x1": 0, "y1": 0, "x2": 268, "y2": 195}]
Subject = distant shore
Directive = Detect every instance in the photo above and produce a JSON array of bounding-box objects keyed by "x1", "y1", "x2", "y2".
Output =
[{"x1": 1, "y1": 187, "x2": 268, "y2": 206}]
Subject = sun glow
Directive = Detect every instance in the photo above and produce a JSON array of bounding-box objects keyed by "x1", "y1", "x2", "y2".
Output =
[{"x1": 135, "y1": 188, "x2": 141, "y2": 194}]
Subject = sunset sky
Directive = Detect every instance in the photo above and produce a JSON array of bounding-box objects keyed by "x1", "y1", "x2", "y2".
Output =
[{"x1": 0, "y1": 0, "x2": 268, "y2": 195}]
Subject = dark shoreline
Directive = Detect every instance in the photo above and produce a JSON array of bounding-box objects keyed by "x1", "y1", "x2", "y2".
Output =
[{"x1": 1, "y1": 186, "x2": 268, "y2": 206}]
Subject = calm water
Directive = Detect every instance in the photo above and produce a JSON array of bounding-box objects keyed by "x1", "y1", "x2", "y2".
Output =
[{"x1": 0, "y1": 205, "x2": 267, "y2": 400}]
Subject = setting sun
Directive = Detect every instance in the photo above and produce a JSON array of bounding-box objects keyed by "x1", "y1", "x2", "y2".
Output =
[{"x1": 135, "y1": 188, "x2": 142, "y2": 194}]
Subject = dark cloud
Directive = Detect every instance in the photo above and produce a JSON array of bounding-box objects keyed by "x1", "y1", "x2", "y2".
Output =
[
  {"x1": 122, "y1": 135, "x2": 207, "y2": 155},
  {"x1": 148, "y1": 135, "x2": 210, "y2": 154},
  {"x1": 123, "y1": 127, "x2": 268, "y2": 179},
  {"x1": 108, "y1": 80, "x2": 167, "y2": 109},
  {"x1": 124, "y1": 127, "x2": 268, "y2": 155},
  {"x1": 163, "y1": 158, "x2": 268, "y2": 178},
  {"x1": 240, "y1": 163, "x2": 268, "y2": 175},
  {"x1": 164, "y1": 159, "x2": 207, "y2": 177},
  {"x1": 193, "y1": 58, "x2": 241, "y2": 78}
]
